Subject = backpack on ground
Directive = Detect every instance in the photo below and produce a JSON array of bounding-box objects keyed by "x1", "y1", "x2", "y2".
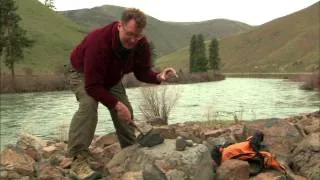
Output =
[{"x1": 210, "y1": 131, "x2": 286, "y2": 175}]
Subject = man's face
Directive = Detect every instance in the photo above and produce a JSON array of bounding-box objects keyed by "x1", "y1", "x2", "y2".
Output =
[{"x1": 118, "y1": 19, "x2": 144, "y2": 49}]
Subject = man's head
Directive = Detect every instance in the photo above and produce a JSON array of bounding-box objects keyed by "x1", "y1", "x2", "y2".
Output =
[{"x1": 118, "y1": 8, "x2": 146, "y2": 49}]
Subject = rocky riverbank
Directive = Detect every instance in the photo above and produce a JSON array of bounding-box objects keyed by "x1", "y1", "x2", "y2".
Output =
[{"x1": 0, "y1": 111, "x2": 319, "y2": 179}]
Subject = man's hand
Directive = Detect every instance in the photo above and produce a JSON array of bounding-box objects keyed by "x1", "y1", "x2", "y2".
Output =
[
  {"x1": 157, "y1": 67, "x2": 178, "y2": 82},
  {"x1": 114, "y1": 101, "x2": 132, "y2": 124}
]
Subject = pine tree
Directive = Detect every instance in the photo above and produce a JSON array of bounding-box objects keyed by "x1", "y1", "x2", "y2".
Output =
[
  {"x1": 195, "y1": 34, "x2": 207, "y2": 72},
  {"x1": 189, "y1": 34, "x2": 197, "y2": 72},
  {"x1": 44, "y1": 0, "x2": 55, "y2": 9},
  {"x1": 209, "y1": 38, "x2": 221, "y2": 73},
  {"x1": 0, "y1": 0, "x2": 34, "y2": 90}
]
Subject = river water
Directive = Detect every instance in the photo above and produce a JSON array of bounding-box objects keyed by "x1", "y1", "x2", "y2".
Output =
[{"x1": 1, "y1": 78, "x2": 319, "y2": 150}]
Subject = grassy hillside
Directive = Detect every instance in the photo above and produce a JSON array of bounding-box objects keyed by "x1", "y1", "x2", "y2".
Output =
[
  {"x1": 60, "y1": 5, "x2": 252, "y2": 57},
  {"x1": 1, "y1": 0, "x2": 87, "y2": 75},
  {"x1": 157, "y1": 3, "x2": 320, "y2": 73}
]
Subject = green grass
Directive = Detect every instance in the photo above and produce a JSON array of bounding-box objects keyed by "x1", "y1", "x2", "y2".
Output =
[
  {"x1": 2, "y1": 1, "x2": 251, "y2": 75},
  {"x1": 1, "y1": 0, "x2": 88, "y2": 75},
  {"x1": 156, "y1": 3, "x2": 320, "y2": 73}
]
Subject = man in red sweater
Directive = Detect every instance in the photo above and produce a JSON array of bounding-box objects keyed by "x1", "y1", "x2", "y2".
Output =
[{"x1": 64, "y1": 8, "x2": 177, "y2": 179}]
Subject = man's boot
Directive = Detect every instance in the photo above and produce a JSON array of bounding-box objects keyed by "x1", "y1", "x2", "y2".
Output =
[{"x1": 70, "y1": 154, "x2": 102, "y2": 180}]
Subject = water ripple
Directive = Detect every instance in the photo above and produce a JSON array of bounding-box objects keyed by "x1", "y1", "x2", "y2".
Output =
[{"x1": 1, "y1": 78, "x2": 319, "y2": 150}]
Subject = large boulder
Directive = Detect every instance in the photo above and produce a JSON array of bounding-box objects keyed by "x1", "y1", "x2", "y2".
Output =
[
  {"x1": 16, "y1": 132, "x2": 48, "y2": 151},
  {"x1": 245, "y1": 118, "x2": 303, "y2": 156},
  {"x1": 290, "y1": 133, "x2": 320, "y2": 180},
  {"x1": 216, "y1": 159, "x2": 250, "y2": 180},
  {"x1": 290, "y1": 112, "x2": 320, "y2": 134},
  {"x1": 107, "y1": 139, "x2": 214, "y2": 180},
  {"x1": 0, "y1": 146, "x2": 36, "y2": 176}
]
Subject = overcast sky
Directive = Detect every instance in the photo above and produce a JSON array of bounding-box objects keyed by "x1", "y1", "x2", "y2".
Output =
[{"x1": 39, "y1": 0, "x2": 319, "y2": 25}]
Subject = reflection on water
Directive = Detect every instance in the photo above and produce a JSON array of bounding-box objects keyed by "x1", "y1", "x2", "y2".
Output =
[{"x1": 1, "y1": 78, "x2": 319, "y2": 150}]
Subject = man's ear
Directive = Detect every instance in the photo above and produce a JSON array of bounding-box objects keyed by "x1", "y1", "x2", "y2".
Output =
[{"x1": 117, "y1": 22, "x2": 121, "y2": 30}]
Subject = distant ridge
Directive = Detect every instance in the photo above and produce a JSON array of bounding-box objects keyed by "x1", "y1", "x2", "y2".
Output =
[{"x1": 157, "y1": 2, "x2": 320, "y2": 73}]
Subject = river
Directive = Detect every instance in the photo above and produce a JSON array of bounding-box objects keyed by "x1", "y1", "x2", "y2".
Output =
[{"x1": 0, "y1": 78, "x2": 319, "y2": 150}]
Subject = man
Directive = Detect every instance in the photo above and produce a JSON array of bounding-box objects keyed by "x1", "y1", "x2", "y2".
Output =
[{"x1": 63, "y1": 8, "x2": 177, "y2": 179}]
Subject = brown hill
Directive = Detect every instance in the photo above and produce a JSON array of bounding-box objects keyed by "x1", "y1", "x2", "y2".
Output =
[
  {"x1": 157, "y1": 2, "x2": 319, "y2": 73},
  {"x1": 219, "y1": 2, "x2": 320, "y2": 72},
  {"x1": 60, "y1": 5, "x2": 252, "y2": 57}
]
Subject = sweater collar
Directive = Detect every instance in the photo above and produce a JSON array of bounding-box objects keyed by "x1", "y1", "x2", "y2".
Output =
[{"x1": 111, "y1": 21, "x2": 122, "y2": 53}]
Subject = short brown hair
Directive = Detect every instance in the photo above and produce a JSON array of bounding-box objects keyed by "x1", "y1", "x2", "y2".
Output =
[{"x1": 121, "y1": 8, "x2": 147, "y2": 29}]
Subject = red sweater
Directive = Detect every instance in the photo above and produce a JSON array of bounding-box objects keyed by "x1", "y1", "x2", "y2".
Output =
[{"x1": 70, "y1": 22, "x2": 160, "y2": 109}]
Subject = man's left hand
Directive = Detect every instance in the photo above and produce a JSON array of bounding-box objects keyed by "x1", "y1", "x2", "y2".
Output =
[{"x1": 157, "y1": 67, "x2": 178, "y2": 81}]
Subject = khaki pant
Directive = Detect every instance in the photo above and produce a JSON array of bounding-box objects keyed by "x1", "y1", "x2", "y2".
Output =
[{"x1": 66, "y1": 66, "x2": 136, "y2": 157}]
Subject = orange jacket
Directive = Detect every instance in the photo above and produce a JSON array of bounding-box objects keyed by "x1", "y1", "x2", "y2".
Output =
[{"x1": 221, "y1": 138, "x2": 286, "y2": 172}]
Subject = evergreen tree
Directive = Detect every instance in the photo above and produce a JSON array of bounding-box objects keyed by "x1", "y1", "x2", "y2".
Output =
[
  {"x1": 0, "y1": 0, "x2": 34, "y2": 90},
  {"x1": 189, "y1": 34, "x2": 197, "y2": 72},
  {"x1": 195, "y1": 34, "x2": 207, "y2": 72},
  {"x1": 44, "y1": 0, "x2": 55, "y2": 9},
  {"x1": 209, "y1": 38, "x2": 220, "y2": 73}
]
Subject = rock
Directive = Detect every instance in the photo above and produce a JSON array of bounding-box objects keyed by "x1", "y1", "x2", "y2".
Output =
[
  {"x1": 0, "y1": 112, "x2": 318, "y2": 180},
  {"x1": 185, "y1": 140, "x2": 193, "y2": 147},
  {"x1": 93, "y1": 133, "x2": 118, "y2": 148},
  {"x1": 216, "y1": 159, "x2": 249, "y2": 180},
  {"x1": 24, "y1": 146, "x2": 40, "y2": 161},
  {"x1": 42, "y1": 145, "x2": 58, "y2": 158},
  {"x1": 0, "y1": 170, "x2": 8, "y2": 178},
  {"x1": 38, "y1": 163, "x2": 64, "y2": 180},
  {"x1": 153, "y1": 126, "x2": 177, "y2": 139},
  {"x1": 176, "y1": 137, "x2": 187, "y2": 151},
  {"x1": 299, "y1": 116, "x2": 320, "y2": 134},
  {"x1": 107, "y1": 139, "x2": 214, "y2": 180},
  {"x1": 16, "y1": 132, "x2": 47, "y2": 151},
  {"x1": 290, "y1": 175, "x2": 307, "y2": 180},
  {"x1": 20, "y1": 176, "x2": 31, "y2": 180},
  {"x1": 245, "y1": 118, "x2": 303, "y2": 156},
  {"x1": 229, "y1": 125, "x2": 245, "y2": 142},
  {"x1": 0, "y1": 147, "x2": 35, "y2": 176},
  {"x1": 121, "y1": 171, "x2": 143, "y2": 180},
  {"x1": 109, "y1": 166, "x2": 125, "y2": 174},
  {"x1": 177, "y1": 130, "x2": 202, "y2": 144},
  {"x1": 90, "y1": 147, "x2": 104, "y2": 159},
  {"x1": 59, "y1": 157, "x2": 73, "y2": 169},
  {"x1": 290, "y1": 133, "x2": 320, "y2": 179},
  {"x1": 107, "y1": 145, "x2": 138, "y2": 170},
  {"x1": 154, "y1": 160, "x2": 172, "y2": 173},
  {"x1": 205, "y1": 135, "x2": 235, "y2": 148},
  {"x1": 166, "y1": 169, "x2": 186, "y2": 180},
  {"x1": 201, "y1": 129, "x2": 229, "y2": 139},
  {"x1": 7, "y1": 170, "x2": 23, "y2": 179},
  {"x1": 142, "y1": 163, "x2": 167, "y2": 180},
  {"x1": 251, "y1": 172, "x2": 289, "y2": 180},
  {"x1": 103, "y1": 143, "x2": 122, "y2": 159},
  {"x1": 54, "y1": 142, "x2": 67, "y2": 151}
]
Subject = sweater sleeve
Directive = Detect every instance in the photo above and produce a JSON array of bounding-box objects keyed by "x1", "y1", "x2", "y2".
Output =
[
  {"x1": 83, "y1": 43, "x2": 118, "y2": 109},
  {"x1": 133, "y1": 40, "x2": 161, "y2": 84}
]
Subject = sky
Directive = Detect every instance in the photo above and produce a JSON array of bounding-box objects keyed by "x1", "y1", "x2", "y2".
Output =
[{"x1": 39, "y1": 0, "x2": 319, "y2": 25}]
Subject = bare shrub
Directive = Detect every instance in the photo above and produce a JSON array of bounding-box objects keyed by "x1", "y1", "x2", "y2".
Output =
[
  {"x1": 139, "y1": 85, "x2": 181, "y2": 125},
  {"x1": 201, "y1": 106, "x2": 247, "y2": 126},
  {"x1": 0, "y1": 74, "x2": 67, "y2": 93},
  {"x1": 291, "y1": 72, "x2": 320, "y2": 91},
  {"x1": 56, "y1": 123, "x2": 69, "y2": 142}
]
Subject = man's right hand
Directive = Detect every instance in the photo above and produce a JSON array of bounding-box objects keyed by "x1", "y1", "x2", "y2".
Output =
[{"x1": 114, "y1": 101, "x2": 132, "y2": 124}]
